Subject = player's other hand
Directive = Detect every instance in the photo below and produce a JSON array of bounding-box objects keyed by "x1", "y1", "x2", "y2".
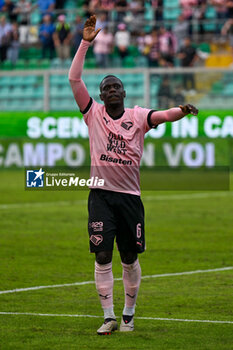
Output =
[
  {"x1": 83, "y1": 15, "x2": 101, "y2": 42},
  {"x1": 179, "y1": 104, "x2": 199, "y2": 116}
]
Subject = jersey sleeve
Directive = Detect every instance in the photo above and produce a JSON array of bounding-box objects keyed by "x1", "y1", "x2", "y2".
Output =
[
  {"x1": 82, "y1": 98, "x2": 102, "y2": 126},
  {"x1": 135, "y1": 106, "x2": 157, "y2": 134}
]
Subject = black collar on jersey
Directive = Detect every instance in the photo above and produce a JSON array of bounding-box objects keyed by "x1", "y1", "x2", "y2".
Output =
[{"x1": 107, "y1": 109, "x2": 125, "y2": 120}]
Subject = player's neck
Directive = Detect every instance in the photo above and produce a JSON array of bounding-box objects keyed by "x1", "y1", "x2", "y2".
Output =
[{"x1": 106, "y1": 105, "x2": 125, "y2": 119}]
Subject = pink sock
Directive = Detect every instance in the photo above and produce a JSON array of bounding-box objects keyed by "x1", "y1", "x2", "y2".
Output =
[
  {"x1": 122, "y1": 259, "x2": 141, "y2": 315},
  {"x1": 95, "y1": 261, "x2": 115, "y2": 318}
]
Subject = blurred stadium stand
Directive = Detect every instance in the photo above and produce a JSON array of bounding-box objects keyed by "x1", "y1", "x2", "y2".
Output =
[
  {"x1": 0, "y1": 68, "x2": 233, "y2": 111},
  {"x1": 0, "y1": 1, "x2": 233, "y2": 111}
]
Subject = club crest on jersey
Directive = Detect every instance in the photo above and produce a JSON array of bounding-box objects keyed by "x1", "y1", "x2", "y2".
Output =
[
  {"x1": 121, "y1": 121, "x2": 133, "y2": 130},
  {"x1": 90, "y1": 234, "x2": 103, "y2": 246}
]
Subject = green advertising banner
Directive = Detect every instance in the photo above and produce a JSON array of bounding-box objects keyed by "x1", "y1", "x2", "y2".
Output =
[
  {"x1": 0, "y1": 110, "x2": 233, "y2": 139},
  {"x1": 0, "y1": 111, "x2": 232, "y2": 168}
]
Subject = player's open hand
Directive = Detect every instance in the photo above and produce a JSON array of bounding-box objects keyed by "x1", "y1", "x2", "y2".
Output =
[
  {"x1": 179, "y1": 104, "x2": 199, "y2": 116},
  {"x1": 83, "y1": 15, "x2": 101, "y2": 42}
]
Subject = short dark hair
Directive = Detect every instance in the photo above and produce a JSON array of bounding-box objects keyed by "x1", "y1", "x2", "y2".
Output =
[{"x1": 99, "y1": 75, "x2": 123, "y2": 91}]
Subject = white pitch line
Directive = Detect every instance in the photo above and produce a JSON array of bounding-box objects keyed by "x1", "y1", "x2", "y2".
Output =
[
  {"x1": 0, "y1": 192, "x2": 232, "y2": 210},
  {"x1": 0, "y1": 266, "x2": 232, "y2": 295},
  {"x1": 0, "y1": 312, "x2": 233, "y2": 325},
  {"x1": 0, "y1": 199, "x2": 87, "y2": 210},
  {"x1": 142, "y1": 192, "x2": 233, "y2": 201}
]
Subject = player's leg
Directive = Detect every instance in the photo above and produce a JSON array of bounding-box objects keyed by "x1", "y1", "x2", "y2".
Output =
[
  {"x1": 119, "y1": 251, "x2": 141, "y2": 331},
  {"x1": 115, "y1": 192, "x2": 145, "y2": 331},
  {"x1": 88, "y1": 189, "x2": 117, "y2": 334},
  {"x1": 95, "y1": 250, "x2": 117, "y2": 334}
]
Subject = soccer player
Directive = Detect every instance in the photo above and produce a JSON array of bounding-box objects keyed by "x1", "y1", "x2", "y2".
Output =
[{"x1": 69, "y1": 15, "x2": 198, "y2": 335}]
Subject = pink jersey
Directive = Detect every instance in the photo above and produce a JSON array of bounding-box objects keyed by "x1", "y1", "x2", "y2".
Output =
[
  {"x1": 83, "y1": 99, "x2": 151, "y2": 195},
  {"x1": 69, "y1": 40, "x2": 184, "y2": 196}
]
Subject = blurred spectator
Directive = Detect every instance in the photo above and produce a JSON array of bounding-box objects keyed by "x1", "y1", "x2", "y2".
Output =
[
  {"x1": 55, "y1": 0, "x2": 66, "y2": 9},
  {"x1": 15, "y1": 0, "x2": 31, "y2": 25},
  {"x1": 115, "y1": 23, "x2": 130, "y2": 59},
  {"x1": 72, "y1": 15, "x2": 84, "y2": 52},
  {"x1": 180, "y1": 0, "x2": 198, "y2": 34},
  {"x1": 173, "y1": 14, "x2": 189, "y2": 51},
  {"x1": 210, "y1": 0, "x2": 227, "y2": 33},
  {"x1": 39, "y1": 14, "x2": 55, "y2": 58},
  {"x1": 158, "y1": 77, "x2": 172, "y2": 109},
  {"x1": 173, "y1": 85, "x2": 185, "y2": 105},
  {"x1": 15, "y1": 0, "x2": 32, "y2": 44},
  {"x1": 36, "y1": 0, "x2": 55, "y2": 14},
  {"x1": 2, "y1": 0, "x2": 18, "y2": 22},
  {"x1": 137, "y1": 30, "x2": 146, "y2": 54},
  {"x1": 0, "y1": 0, "x2": 4, "y2": 11},
  {"x1": 0, "y1": 15, "x2": 11, "y2": 62},
  {"x1": 152, "y1": 0, "x2": 163, "y2": 22},
  {"x1": 128, "y1": 0, "x2": 145, "y2": 31},
  {"x1": 99, "y1": 0, "x2": 115, "y2": 12},
  {"x1": 194, "y1": 0, "x2": 207, "y2": 35},
  {"x1": 7, "y1": 22, "x2": 20, "y2": 65},
  {"x1": 88, "y1": 0, "x2": 100, "y2": 15},
  {"x1": 226, "y1": 0, "x2": 233, "y2": 18},
  {"x1": 158, "y1": 26, "x2": 176, "y2": 67},
  {"x1": 53, "y1": 14, "x2": 72, "y2": 60},
  {"x1": 93, "y1": 26, "x2": 113, "y2": 67},
  {"x1": 178, "y1": 37, "x2": 198, "y2": 92},
  {"x1": 144, "y1": 29, "x2": 160, "y2": 67},
  {"x1": 96, "y1": 12, "x2": 108, "y2": 30},
  {"x1": 115, "y1": 0, "x2": 128, "y2": 23},
  {"x1": 221, "y1": 18, "x2": 233, "y2": 64}
]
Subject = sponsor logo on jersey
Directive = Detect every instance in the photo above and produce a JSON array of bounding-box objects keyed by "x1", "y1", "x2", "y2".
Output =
[
  {"x1": 100, "y1": 154, "x2": 132, "y2": 165},
  {"x1": 103, "y1": 116, "x2": 110, "y2": 125},
  {"x1": 90, "y1": 234, "x2": 103, "y2": 246},
  {"x1": 121, "y1": 121, "x2": 133, "y2": 130}
]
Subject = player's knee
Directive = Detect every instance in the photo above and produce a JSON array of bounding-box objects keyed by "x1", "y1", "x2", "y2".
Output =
[
  {"x1": 95, "y1": 251, "x2": 112, "y2": 265},
  {"x1": 120, "y1": 251, "x2": 137, "y2": 264}
]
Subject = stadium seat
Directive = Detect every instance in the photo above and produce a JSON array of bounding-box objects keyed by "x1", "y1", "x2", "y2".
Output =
[
  {"x1": 0, "y1": 87, "x2": 11, "y2": 98},
  {"x1": 135, "y1": 56, "x2": 148, "y2": 67},
  {"x1": 51, "y1": 58, "x2": 63, "y2": 69},
  {"x1": 204, "y1": 6, "x2": 216, "y2": 32},
  {"x1": 1, "y1": 60, "x2": 14, "y2": 70},
  {"x1": 222, "y1": 83, "x2": 233, "y2": 96},
  {"x1": 40, "y1": 59, "x2": 50, "y2": 69},
  {"x1": 84, "y1": 58, "x2": 97, "y2": 69},
  {"x1": 15, "y1": 60, "x2": 27, "y2": 69},
  {"x1": 30, "y1": 10, "x2": 41, "y2": 25},
  {"x1": 123, "y1": 56, "x2": 136, "y2": 68}
]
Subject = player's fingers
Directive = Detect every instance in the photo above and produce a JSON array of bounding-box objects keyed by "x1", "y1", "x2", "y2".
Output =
[
  {"x1": 187, "y1": 104, "x2": 198, "y2": 115},
  {"x1": 84, "y1": 18, "x2": 91, "y2": 27},
  {"x1": 89, "y1": 15, "x2": 96, "y2": 26},
  {"x1": 94, "y1": 28, "x2": 101, "y2": 38}
]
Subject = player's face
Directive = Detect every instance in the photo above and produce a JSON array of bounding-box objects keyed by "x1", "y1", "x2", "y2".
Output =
[{"x1": 100, "y1": 77, "x2": 126, "y2": 106}]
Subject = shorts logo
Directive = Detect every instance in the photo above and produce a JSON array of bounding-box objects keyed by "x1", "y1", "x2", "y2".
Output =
[
  {"x1": 136, "y1": 223, "x2": 142, "y2": 239},
  {"x1": 121, "y1": 121, "x2": 133, "y2": 130},
  {"x1": 90, "y1": 234, "x2": 103, "y2": 246},
  {"x1": 89, "y1": 221, "x2": 103, "y2": 232}
]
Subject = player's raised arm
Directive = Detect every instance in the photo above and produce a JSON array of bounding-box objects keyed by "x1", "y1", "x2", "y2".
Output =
[
  {"x1": 68, "y1": 15, "x2": 101, "y2": 112},
  {"x1": 149, "y1": 104, "x2": 198, "y2": 128}
]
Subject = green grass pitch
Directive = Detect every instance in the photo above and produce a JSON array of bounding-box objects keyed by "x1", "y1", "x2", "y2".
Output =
[{"x1": 0, "y1": 170, "x2": 233, "y2": 350}]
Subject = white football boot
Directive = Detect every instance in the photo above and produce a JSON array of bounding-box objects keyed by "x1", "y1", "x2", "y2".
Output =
[
  {"x1": 120, "y1": 315, "x2": 134, "y2": 332},
  {"x1": 97, "y1": 318, "x2": 118, "y2": 335}
]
